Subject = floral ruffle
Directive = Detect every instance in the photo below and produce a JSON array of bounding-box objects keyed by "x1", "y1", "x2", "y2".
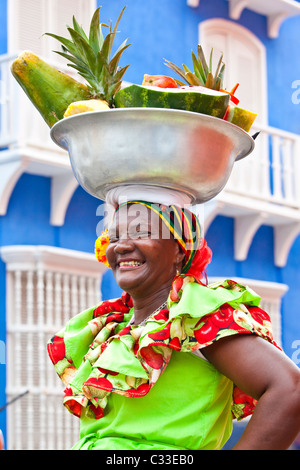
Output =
[{"x1": 47, "y1": 276, "x2": 281, "y2": 422}]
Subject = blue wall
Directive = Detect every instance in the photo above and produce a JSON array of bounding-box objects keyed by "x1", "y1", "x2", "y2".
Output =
[{"x1": 1, "y1": 0, "x2": 300, "y2": 448}]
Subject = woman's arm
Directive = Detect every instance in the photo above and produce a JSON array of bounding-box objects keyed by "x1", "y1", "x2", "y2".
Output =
[{"x1": 202, "y1": 334, "x2": 300, "y2": 450}]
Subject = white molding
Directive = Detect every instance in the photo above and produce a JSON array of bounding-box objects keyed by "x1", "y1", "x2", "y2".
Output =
[
  {"x1": 226, "y1": 0, "x2": 300, "y2": 38},
  {"x1": 234, "y1": 212, "x2": 268, "y2": 261},
  {"x1": 187, "y1": 0, "x2": 200, "y2": 7},
  {"x1": 267, "y1": 11, "x2": 290, "y2": 39},
  {"x1": 228, "y1": 0, "x2": 250, "y2": 19},
  {"x1": 50, "y1": 173, "x2": 78, "y2": 226},
  {"x1": 0, "y1": 151, "x2": 28, "y2": 215},
  {"x1": 274, "y1": 222, "x2": 300, "y2": 267},
  {"x1": 0, "y1": 147, "x2": 78, "y2": 226},
  {"x1": 0, "y1": 245, "x2": 107, "y2": 277}
]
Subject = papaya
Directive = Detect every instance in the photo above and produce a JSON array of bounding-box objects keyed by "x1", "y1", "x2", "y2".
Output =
[
  {"x1": 11, "y1": 51, "x2": 92, "y2": 127},
  {"x1": 114, "y1": 84, "x2": 230, "y2": 118},
  {"x1": 224, "y1": 105, "x2": 257, "y2": 132}
]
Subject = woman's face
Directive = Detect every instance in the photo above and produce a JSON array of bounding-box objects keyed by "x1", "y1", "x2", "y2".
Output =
[{"x1": 106, "y1": 204, "x2": 184, "y2": 299}]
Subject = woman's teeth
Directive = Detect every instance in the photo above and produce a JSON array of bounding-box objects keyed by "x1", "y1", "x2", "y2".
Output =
[{"x1": 119, "y1": 261, "x2": 143, "y2": 267}]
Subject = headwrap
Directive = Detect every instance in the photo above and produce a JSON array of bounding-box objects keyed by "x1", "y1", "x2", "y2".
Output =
[{"x1": 95, "y1": 200, "x2": 212, "y2": 282}]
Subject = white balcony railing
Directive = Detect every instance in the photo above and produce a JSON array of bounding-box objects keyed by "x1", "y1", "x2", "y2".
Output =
[{"x1": 226, "y1": 123, "x2": 300, "y2": 209}]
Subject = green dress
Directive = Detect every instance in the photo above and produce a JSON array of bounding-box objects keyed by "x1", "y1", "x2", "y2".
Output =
[{"x1": 47, "y1": 277, "x2": 279, "y2": 450}]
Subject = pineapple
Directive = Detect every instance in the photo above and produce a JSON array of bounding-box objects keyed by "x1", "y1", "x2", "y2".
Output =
[
  {"x1": 45, "y1": 6, "x2": 130, "y2": 111},
  {"x1": 164, "y1": 45, "x2": 225, "y2": 91}
]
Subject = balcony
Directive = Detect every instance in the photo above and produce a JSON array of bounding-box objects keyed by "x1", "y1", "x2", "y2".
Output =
[
  {"x1": 0, "y1": 52, "x2": 78, "y2": 226},
  {"x1": 1, "y1": 52, "x2": 300, "y2": 266},
  {"x1": 187, "y1": 0, "x2": 300, "y2": 38}
]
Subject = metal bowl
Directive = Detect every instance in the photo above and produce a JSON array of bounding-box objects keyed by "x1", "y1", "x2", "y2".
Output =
[{"x1": 50, "y1": 108, "x2": 254, "y2": 203}]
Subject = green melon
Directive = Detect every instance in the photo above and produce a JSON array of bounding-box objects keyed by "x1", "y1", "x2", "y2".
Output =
[{"x1": 114, "y1": 84, "x2": 230, "y2": 118}]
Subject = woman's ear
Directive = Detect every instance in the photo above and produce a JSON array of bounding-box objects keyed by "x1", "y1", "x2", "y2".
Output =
[{"x1": 175, "y1": 245, "x2": 185, "y2": 267}]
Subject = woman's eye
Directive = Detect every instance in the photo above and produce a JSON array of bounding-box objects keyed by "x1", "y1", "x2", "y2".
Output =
[{"x1": 131, "y1": 231, "x2": 151, "y2": 239}]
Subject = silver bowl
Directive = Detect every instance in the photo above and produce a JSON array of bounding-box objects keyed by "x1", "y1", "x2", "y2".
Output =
[{"x1": 50, "y1": 108, "x2": 254, "y2": 203}]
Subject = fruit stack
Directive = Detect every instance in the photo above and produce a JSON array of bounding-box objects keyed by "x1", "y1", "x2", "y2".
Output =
[{"x1": 11, "y1": 6, "x2": 257, "y2": 133}]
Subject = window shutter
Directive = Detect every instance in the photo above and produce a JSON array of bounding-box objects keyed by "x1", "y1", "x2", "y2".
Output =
[
  {"x1": 9, "y1": 0, "x2": 47, "y2": 56},
  {"x1": 8, "y1": 0, "x2": 96, "y2": 63},
  {"x1": 199, "y1": 19, "x2": 268, "y2": 125}
]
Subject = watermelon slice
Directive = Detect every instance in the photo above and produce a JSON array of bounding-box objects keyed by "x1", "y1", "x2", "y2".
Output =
[{"x1": 114, "y1": 84, "x2": 230, "y2": 119}]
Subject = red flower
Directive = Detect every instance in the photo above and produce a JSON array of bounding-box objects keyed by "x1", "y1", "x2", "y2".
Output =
[
  {"x1": 194, "y1": 317, "x2": 219, "y2": 344},
  {"x1": 247, "y1": 306, "x2": 270, "y2": 325},
  {"x1": 140, "y1": 346, "x2": 164, "y2": 369},
  {"x1": 186, "y1": 238, "x2": 212, "y2": 281},
  {"x1": 47, "y1": 335, "x2": 65, "y2": 364},
  {"x1": 210, "y1": 303, "x2": 234, "y2": 328}
]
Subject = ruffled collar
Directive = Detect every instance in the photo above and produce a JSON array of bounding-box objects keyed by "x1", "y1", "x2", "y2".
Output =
[{"x1": 48, "y1": 276, "x2": 279, "y2": 421}]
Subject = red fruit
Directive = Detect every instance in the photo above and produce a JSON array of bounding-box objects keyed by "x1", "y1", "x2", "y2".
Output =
[
  {"x1": 153, "y1": 309, "x2": 169, "y2": 321},
  {"x1": 84, "y1": 376, "x2": 113, "y2": 392},
  {"x1": 142, "y1": 74, "x2": 179, "y2": 88},
  {"x1": 105, "y1": 312, "x2": 124, "y2": 324},
  {"x1": 66, "y1": 399, "x2": 82, "y2": 418},
  {"x1": 140, "y1": 346, "x2": 164, "y2": 369},
  {"x1": 118, "y1": 325, "x2": 131, "y2": 336},
  {"x1": 170, "y1": 276, "x2": 183, "y2": 301},
  {"x1": 89, "y1": 404, "x2": 103, "y2": 419},
  {"x1": 127, "y1": 383, "x2": 151, "y2": 397},
  {"x1": 194, "y1": 318, "x2": 219, "y2": 344},
  {"x1": 47, "y1": 335, "x2": 65, "y2": 364},
  {"x1": 98, "y1": 367, "x2": 119, "y2": 376},
  {"x1": 248, "y1": 306, "x2": 270, "y2": 325},
  {"x1": 168, "y1": 337, "x2": 181, "y2": 351},
  {"x1": 210, "y1": 303, "x2": 234, "y2": 328},
  {"x1": 121, "y1": 291, "x2": 133, "y2": 308},
  {"x1": 148, "y1": 323, "x2": 171, "y2": 341}
]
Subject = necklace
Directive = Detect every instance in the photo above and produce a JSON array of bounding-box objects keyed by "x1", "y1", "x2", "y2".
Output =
[{"x1": 129, "y1": 300, "x2": 168, "y2": 327}]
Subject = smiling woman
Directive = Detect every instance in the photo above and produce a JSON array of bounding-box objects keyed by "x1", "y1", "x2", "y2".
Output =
[{"x1": 47, "y1": 195, "x2": 300, "y2": 451}]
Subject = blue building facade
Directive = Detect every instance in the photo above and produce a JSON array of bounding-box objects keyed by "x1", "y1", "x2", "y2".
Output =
[{"x1": 0, "y1": 0, "x2": 299, "y2": 449}]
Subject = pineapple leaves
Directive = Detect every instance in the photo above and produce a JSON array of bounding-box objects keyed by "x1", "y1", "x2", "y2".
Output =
[
  {"x1": 164, "y1": 45, "x2": 225, "y2": 91},
  {"x1": 44, "y1": 6, "x2": 130, "y2": 104}
]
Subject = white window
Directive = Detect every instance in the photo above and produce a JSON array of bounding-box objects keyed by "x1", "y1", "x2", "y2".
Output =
[
  {"x1": 199, "y1": 18, "x2": 268, "y2": 125},
  {"x1": 8, "y1": 0, "x2": 96, "y2": 65},
  {"x1": 1, "y1": 245, "x2": 106, "y2": 450}
]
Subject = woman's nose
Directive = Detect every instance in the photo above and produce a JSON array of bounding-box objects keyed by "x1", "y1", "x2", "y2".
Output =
[{"x1": 114, "y1": 236, "x2": 135, "y2": 253}]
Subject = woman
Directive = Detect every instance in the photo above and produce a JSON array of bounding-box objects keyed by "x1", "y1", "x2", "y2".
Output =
[{"x1": 48, "y1": 197, "x2": 300, "y2": 450}]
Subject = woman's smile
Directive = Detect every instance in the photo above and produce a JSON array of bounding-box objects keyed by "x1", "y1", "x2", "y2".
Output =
[{"x1": 117, "y1": 258, "x2": 146, "y2": 269}]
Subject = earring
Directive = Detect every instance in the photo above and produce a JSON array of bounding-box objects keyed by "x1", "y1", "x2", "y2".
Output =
[{"x1": 176, "y1": 269, "x2": 180, "y2": 277}]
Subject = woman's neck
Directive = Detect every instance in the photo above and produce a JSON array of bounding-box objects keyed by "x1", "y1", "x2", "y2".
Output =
[{"x1": 131, "y1": 286, "x2": 170, "y2": 325}]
